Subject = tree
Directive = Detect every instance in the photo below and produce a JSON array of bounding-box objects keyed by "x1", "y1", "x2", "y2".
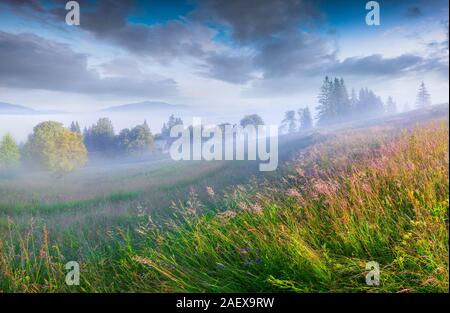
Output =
[
  {"x1": 70, "y1": 121, "x2": 81, "y2": 133},
  {"x1": 349, "y1": 88, "x2": 358, "y2": 113},
  {"x1": 335, "y1": 77, "x2": 350, "y2": 120},
  {"x1": 117, "y1": 121, "x2": 154, "y2": 155},
  {"x1": 299, "y1": 107, "x2": 313, "y2": 131},
  {"x1": 356, "y1": 87, "x2": 384, "y2": 118},
  {"x1": 161, "y1": 115, "x2": 184, "y2": 139},
  {"x1": 385, "y1": 96, "x2": 397, "y2": 114},
  {"x1": 24, "y1": 121, "x2": 87, "y2": 173},
  {"x1": 316, "y1": 76, "x2": 333, "y2": 125},
  {"x1": 84, "y1": 118, "x2": 115, "y2": 155},
  {"x1": 240, "y1": 114, "x2": 264, "y2": 127},
  {"x1": 280, "y1": 110, "x2": 297, "y2": 134},
  {"x1": 0, "y1": 133, "x2": 20, "y2": 169},
  {"x1": 416, "y1": 82, "x2": 431, "y2": 107}
]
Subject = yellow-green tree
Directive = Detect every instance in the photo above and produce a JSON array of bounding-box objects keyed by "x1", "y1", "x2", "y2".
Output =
[
  {"x1": 24, "y1": 121, "x2": 87, "y2": 173},
  {"x1": 0, "y1": 133, "x2": 20, "y2": 169}
]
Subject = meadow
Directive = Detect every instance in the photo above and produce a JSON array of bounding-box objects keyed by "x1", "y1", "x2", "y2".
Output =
[{"x1": 0, "y1": 106, "x2": 448, "y2": 292}]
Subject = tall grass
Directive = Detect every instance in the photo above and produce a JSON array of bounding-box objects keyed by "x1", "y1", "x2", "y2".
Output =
[{"x1": 0, "y1": 120, "x2": 448, "y2": 292}]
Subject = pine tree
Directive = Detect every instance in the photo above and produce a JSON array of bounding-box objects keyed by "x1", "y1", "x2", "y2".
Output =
[
  {"x1": 70, "y1": 121, "x2": 81, "y2": 133},
  {"x1": 299, "y1": 107, "x2": 313, "y2": 131},
  {"x1": 280, "y1": 110, "x2": 297, "y2": 134},
  {"x1": 385, "y1": 96, "x2": 397, "y2": 114},
  {"x1": 316, "y1": 76, "x2": 333, "y2": 125},
  {"x1": 416, "y1": 82, "x2": 431, "y2": 107},
  {"x1": 349, "y1": 88, "x2": 358, "y2": 114},
  {"x1": 356, "y1": 87, "x2": 384, "y2": 118},
  {"x1": 336, "y1": 77, "x2": 350, "y2": 121}
]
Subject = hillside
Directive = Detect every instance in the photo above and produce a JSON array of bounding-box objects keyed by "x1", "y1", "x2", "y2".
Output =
[{"x1": 0, "y1": 102, "x2": 35, "y2": 114}]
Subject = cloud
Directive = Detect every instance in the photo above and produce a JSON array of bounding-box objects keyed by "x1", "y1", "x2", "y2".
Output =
[
  {"x1": 328, "y1": 54, "x2": 447, "y2": 77},
  {"x1": 58, "y1": 0, "x2": 216, "y2": 64},
  {"x1": 194, "y1": 0, "x2": 320, "y2": 44},
  {"x1": 2, "y1": 0, "x2": 215, "y2": 64},
  {"x1": 108, "y1": 21, "x2": 215, "y2": 64},
  {"x1": 254, "y1": 31, "x2": 337, "y2": 78},
  {"x1": 198, "y1": 52, "x2": 256, "y2": 84},
  {"x1": 192, "y1": 0, "x2": 333, "y2": 83},
  {"x1": 0, "y1": 31, "x2": 177, "y2": 98}
]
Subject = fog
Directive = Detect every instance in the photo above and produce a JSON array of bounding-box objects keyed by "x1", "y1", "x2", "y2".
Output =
[{"x1": 0, "y1": 107, "x2": 291, "y2": 143}]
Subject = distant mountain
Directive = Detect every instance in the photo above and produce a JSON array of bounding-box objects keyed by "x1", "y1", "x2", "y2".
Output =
[
  {"x1": 102, "y1": 101, "x2": 188, "y2": 112},
  {"x1": 0, "y1": 102, "x2": 36, "y2": 114},
  {"x1": 0, "y1": 102, "x2": 68, "y2": 115}
]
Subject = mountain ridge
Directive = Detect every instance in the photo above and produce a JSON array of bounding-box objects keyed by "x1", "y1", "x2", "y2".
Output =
[{"x1": 102, "y1": 101, "x2": 188, "y2": 112}]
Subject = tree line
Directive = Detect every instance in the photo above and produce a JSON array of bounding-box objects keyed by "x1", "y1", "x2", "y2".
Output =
[
  {"x1": 0, "y1": 114, "x2": 268, "y2": 174},
  {"x1": 278, "y1": 79, "x2": 432, "y2": 133}
]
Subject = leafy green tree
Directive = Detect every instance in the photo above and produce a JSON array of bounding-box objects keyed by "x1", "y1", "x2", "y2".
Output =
[
  {"x1": 117, "y1": 121, "x2": 154, "y2": 155},
  {"x1": 24, "y1": 121, "x2": 87, "y2": 173},
  {"x1": 84, "y1": 118, "x2": 115, "y2": 155},
  {"x1": 0, "y1": 133, "x2": 20, "y2": 169},
  {"x1": 299, "y1": 107, "x2": 313, "y2": 131},
  {"x1": 240, "y1": 114, "x2": 264, "y2": 127},
  {"x1": 416, "y1": 82, "x2": 431, "y2": 107},
  {"x1": 280, "y1": 110, "x2": 297, "y2": 134}
]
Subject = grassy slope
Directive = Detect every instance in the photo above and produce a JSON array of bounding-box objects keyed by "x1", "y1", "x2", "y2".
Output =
[
  {"x1": 0, "y1": 107, "x2": 448, "y2": 292},
  {"x1": 89, "y1": 118, "x2": 446, "y2": 293}
]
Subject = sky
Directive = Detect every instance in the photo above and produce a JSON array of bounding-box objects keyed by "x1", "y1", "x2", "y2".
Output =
[{"x1": 0, "y1": 0, "x2": 448, "y2": 114}]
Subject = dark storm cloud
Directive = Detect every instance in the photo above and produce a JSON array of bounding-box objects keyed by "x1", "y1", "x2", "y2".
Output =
[
  {"x1": 194, "y1": 0, "x2": 320, "y2": 43},
  {"x1": 0, "y1": 32, "x2": 177, "y2": 97}
]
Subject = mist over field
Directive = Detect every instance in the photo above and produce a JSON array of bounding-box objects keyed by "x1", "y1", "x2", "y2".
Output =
[
  {"x1": 0, "y1": 0, "x2": 448, "y2": 298},
  {"x1": 0, "y1": 107, "x2": 288, "y2": 143}
]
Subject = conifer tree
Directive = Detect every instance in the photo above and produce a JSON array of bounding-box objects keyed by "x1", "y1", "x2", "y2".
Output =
[
  {"x1": 416, "y1": 82, "x2": 431, "y2": 107},
  {"x1": 299, "y1": 107, "x2": 313, "y2": 131},
  {"x1": 316, "y1": 76, "x2": 333, "y2": 125}
]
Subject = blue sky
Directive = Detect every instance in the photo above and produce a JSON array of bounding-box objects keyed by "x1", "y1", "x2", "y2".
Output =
[{"x1": 0, "y1": 0, "x2": 448, "y2": 113}]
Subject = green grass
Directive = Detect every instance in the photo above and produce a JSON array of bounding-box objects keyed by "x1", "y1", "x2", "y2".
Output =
[{"x1": 0, "y1": 191, "x2": 139, "y2": 215}]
